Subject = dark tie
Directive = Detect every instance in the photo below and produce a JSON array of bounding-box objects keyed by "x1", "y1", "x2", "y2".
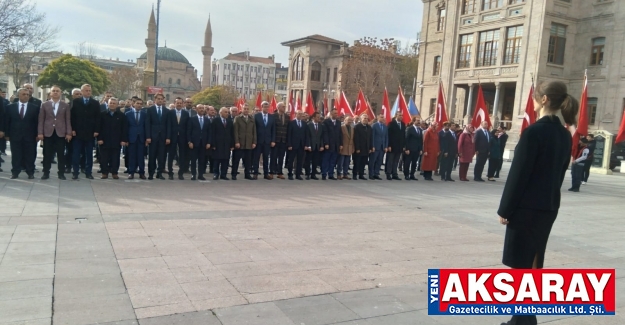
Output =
[
  {"x1": 398, "y1": 122, "x2": 401, "y2": 130},
  {"x1": 20, "y1": 104, "x2": 25, "y2": 119},
  {"x1": 84, "y1": 98, "x2": 88, "y2": 105},
  {"x1": 222, "y1": 118, "x2": 226, "y2": 127},
  {"x1": 315, "y1": 123, "x2": 318, "y2": 132},
  {"x1": 297, "y1": 120, "x2": 301, "y2": 128},
  {"x1": 263, "y1": 114, "x2": 267, "y2": 126},
  {"x1": 200, "y1": 117, "x2": 204, "y2": 129},
  {"x1": 157, "y1": 107, "x2": 162, "y2": 120},
  {"x1": 136, "y1": 111, "x2": 139, "y2": 123}
]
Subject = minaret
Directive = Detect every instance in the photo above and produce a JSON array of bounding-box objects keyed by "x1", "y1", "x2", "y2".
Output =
[
  {"x1": 145, "y1": 8, "x2": 156, "y2": 72},
  {"x1": 201, "y1": 16, "x2": 214, "y2": 89}
]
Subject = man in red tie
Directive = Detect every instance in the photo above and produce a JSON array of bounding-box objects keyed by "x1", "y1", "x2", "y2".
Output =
[{"x1": 2, "y1": 88, "x2": 41, "y2": 179}]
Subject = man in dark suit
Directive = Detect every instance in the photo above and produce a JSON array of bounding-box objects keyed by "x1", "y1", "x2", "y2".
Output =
[
  {"x1": 99, "y1": 92, "x2": 113, "y2": 113},
  {"x1": 353, "y1": 114, "x2": 373, "y2": 180},
  {"x1": 473, "y1": 121, "x2": 491, "y2": 182},
  {"x1": 70, "y1": 84, "x2": 101, "y2": 180},
  {"x1": 439, "y1": 122, "x2": 458, "y2": 181},
  {"x1": 167, "y1": 97, "x2": 189, "y2": 180},
  {"x1": 369, "y1": 115, "x2": 388, "y2": 180},
  {"x1": 211, "y1": 107, "x2": 234, "y2": 180},
  {"x1": 65, "y1": 89, "x2": 83, "y2": 174},
  {"x1": 495, "y1": 126, "x2": 508, "y2": 178},
  {"x1": 271, "y1": 102, "x2": 290, "y2": 179},
  {"x1": 321, "y1": 109, "x2": 342, "y2": 180},
  {"x1": 12, "y1": 83, "x2": 43, "y2": 108},
  {"x1": 185, "y1": 98, "x2": 197, "y2": 118},
  {"x1": 286, "y1": 111, "x2": 310, "y2": 180},
  {"x1": 145, "y1": 93, "x2": 170, "y2": 180},
  {"x1": 187, "y1": 105, "x2": 211, "y2": 180},
  {"x1": 403, "y1": 117, "x2": 423, "y2": 180},
  {"x1": 125, "y1": 98, "x2": 147, "y2": 179},
  {"x1": 386, "y1": 112, "x2": 406, "y2": 180},
  {"x1": 98, "y1": 98, "x2": 127, "y2": 179},
  {"x1": 38, "y1": 85, "x2": 72, "y2": 180},
  {"x1": 253, "y1": 101, "x2": 275, "y2": 180},
  {"x1": 3, "y1": 88, "x2": 40, "y2": 179},
  {"x1": 304, "y1": 112, "x2": 324, "y2": 180}
]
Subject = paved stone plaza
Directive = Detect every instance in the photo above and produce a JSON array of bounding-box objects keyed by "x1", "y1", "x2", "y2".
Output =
[{"x1": 0, "y1": 161, "x2": 623, "y2": 325}]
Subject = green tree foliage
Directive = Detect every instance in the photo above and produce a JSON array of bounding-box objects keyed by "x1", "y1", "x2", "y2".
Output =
[
  {"x1": 191, "y1": 85, "x2": 239, "y2": 107},
  {"x1": 37, "y1": 54, "x2": 110, "y2": 95}
]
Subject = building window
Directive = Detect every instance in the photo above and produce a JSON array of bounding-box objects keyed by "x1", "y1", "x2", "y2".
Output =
[
  {"x1": 433, "y1": 56, "x2": 441, "y2": 75},
  {"x1": 476, "y1": 30, "x2": 499, "y2": 67},
  {"x1": 483, "y1": 0, "x2": 503, "y2": 10},
  {"x1": 509, "y1": 0, "x2": 525, "y2": 4},
  {"x1": 326, "y1": 68, "x2": 330, "y2": 83},
  {"x1": 176, "y1": 79, "x2": 181, "y2": 85},
  {"x1": 462, "y1": 0, "x2": 476, "y2": 14},
  {"x1": 590, "y1": 37, "x2": 605, "y2": 65},
  {"x1": 548, "y1": 23, "x2": 567, "y2": 65},
  {"x1": 458, "y1": 34, "x2": 474, "y2": 68},
  {"x1": 333, "y1": 67, "x2": 338, "y2": 82},
  {"x1": 165, "y1": 94, "x2": 170, "y2": 101},
  {"x1": 310, "y1": 62, "x2": 322, "y2": 82},
  {"x1": 292, "y1": 54, "x2": 304, "y2": 81},
  {"x1": 437, "y1": 8, "x2": 446, "y2": 31},
  {"x1": 430, "y1": 98, "x2": 437, "y2": 114},
  {"x1": 504, "y1": 26, "x2": 523, "y2": 65},
  {"x1": 588, "y1": 97, "x2": 598, "y2": 125},
  {"x1": 168, "y1": 78, "x2": 172, "y2": 84}
]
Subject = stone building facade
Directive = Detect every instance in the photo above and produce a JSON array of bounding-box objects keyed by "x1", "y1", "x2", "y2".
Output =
[
  {"x1": 211, "y1": 51, "x2": 277, "y2": 101},
  {"x1": 417, "y1": 0, "x2": 625, "y2": 156}
]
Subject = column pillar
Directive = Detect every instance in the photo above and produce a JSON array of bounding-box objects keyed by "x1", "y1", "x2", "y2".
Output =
[
  {"x1": 465, "y1": 83, "x2": 475, "y2": 125},
  {"x1": 493, "y1": 82, "x2": 502, "y2": 128}
]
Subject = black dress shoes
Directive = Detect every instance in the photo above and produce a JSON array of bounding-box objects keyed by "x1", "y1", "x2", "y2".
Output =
[
  {"x1": 392, "y1": 176, "x2": 402, "y2": 180},
  {"x1": 10, "y1": 174, "x2": 18, "y2": 179},
  {"x1": 178, "y1": 175, "x2": 184, "y2": 180},
  {"x1": 28, "y1": 174, "x2": 35, "y2": 179},
  {"x1": 198, "y1": 176, "x2": 206, "y2": 181},
  {"x1": 322, "y1": 175, "x2": 327, "y2": 180},
  {"x1": 220, "y1": 176, "x2": 229, "y2": 180},
  {"x1": 148, "y1": 175, "x2": 154, "y2": 180},
  {"x1": 213, "y1": 175, "x2": 219, "y2": 180},
  {"x1": 191, "y1": 175, "x2": 197, "y2": 180},
  {"x1": 296, "y1": 176, "x2": 304, "y2": 180},
  {"x1": 288, "y1": 176, "x2": 294, "y2": 180},
  {"x1": 328, "y1": 176, "x2": 337, "y2": 180},
  {"x1": 232, "y1": 175, "x2": 237, "y2": 180},
  {"x1": 157, "y1": 174, "x2": 166, "y2": 180},
  {"x1": 169, "y1": 174, "x2": 174, "y2": 180},
  {"x1": 311, "y1": 176, "x2": 319, "y2": 180},
  {"x1": 86, "y1": 174, "x2": 94, "y2": 180},
  {"x1": 72, "y1": 174, "x2": 79, "y2": 180},
  {"x1": 305, "y1": 175, "x2": 311, "y2": 180},
  {"x1": 58, "y1": 174, "x2": 66, "y2": 180},
  {"x1": 41, "y1": 173, "x2": 50, "y2": 180}
]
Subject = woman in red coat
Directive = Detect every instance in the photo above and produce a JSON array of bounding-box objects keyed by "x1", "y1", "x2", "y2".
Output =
[
  {"x1": 421, "y1": 123, "x2": 440, "y2": 180},
  {"x1": 457, "y1": 125, "x2": 475, "y2": 181}
]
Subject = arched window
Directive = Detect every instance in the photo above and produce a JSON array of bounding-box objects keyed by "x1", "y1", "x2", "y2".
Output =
[
  {"x1": 590, "y1": 37, "x2": 605, "y2": 66},
  {"x1": 310, "y1": 62, "x2": 321, "y2": 82},
  {"x1": 168, "y1": 78, "x2": 172, "y2": 84},
  {"x1": 433, "y1": 56, "x2": 441, "y2": 75},
  {"x1": 292, "y1": 54, "x2": 305, "y2": 81},
  {"x1": 176, "y1": 79, "x2": 181, "y2": 85}
]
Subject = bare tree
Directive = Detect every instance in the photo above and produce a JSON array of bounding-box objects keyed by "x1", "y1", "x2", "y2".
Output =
[
  {"x1": 1, "y1": 15, "x2": 59, "y2": 89},
  {"x1": 74, "y1": 41, "x2": 98, "y2": 60},
  {"x1": 0, "y1": 0, "x2": 47, "y2": 50},
  {"x1": 108, "y1": 67, "x2": 140, "y2": 99}
]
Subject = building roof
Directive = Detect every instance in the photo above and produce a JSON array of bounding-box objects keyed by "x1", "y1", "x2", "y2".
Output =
[
  {"x1": 221, "y1": 52, "x2": 274, "y2": 65},
  {"x1": 139, "y1": 47, "x2": 190, "y2": 65},
  {"x1": 281, "y1": 34, "x2": 344, "y2": 46}
]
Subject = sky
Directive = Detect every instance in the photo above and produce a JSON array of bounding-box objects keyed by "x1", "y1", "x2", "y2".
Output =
[{"x1": 39, "y1": 0, "x2": 423, "y2": 78}]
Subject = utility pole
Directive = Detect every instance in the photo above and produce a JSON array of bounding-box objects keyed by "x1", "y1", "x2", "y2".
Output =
[{"x1": 153, "y1": 0, "x2": 161, "y2": 86}]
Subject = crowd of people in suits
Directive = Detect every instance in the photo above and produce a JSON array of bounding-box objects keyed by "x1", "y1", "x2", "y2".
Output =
[{"x1": 0, "y1": 83, "x2": 509, "y2": 182}]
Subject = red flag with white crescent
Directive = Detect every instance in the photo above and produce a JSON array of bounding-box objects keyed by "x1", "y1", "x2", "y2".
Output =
[
  {"x1": 471, "y1": 85, "x2": 492, "y2": 129},
  {"x1": 520, "y1": 84, "x2": 536, "y2": 134},
  {"x1": 382, "y1": 87, "x2": 391, "y2": 125},
  {"x1": 435, "y1": 82, "x2": 449, "y2": 131}
]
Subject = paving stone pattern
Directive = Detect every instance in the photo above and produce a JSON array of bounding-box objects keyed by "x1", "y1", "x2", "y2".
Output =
[{"x1": 0, "y1": 161, "x2": 623, "y2": 325}]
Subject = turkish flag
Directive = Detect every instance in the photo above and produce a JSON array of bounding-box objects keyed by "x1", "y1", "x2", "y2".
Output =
[
  {"x1": 354, "y1": 89, "x2": 374, "y2": 120},
  {"x1": 615, "y1": 110, "x2": 625, "y2": 144},
  {"x1": 269, "y1": 96, "x2": 277, "y2": 114},
  {"x1": 382, "y1": 87, "x2": 391, "y2": 125},
  {"x1": 288, "y1": 91, "x2": 295, "y2": 120},
  {"x1": 237, "y1": 96, "x2": 245, "y2": 112},
  {"x1": 397, "y1": 86, "x2": 411, "y2": 125},
  {"x1": 472, "y1": 85, "x2": 492, "y2": 129},
  {"x1": 572, "y1": 74, "x2": 589, "y2": 158},
  {"x1": 304, "y1": 91, "x2": 316, "y2": 116},
  {"x1": 255, "y1": 91, "x2": 263, "y2": 110},
  {"x1": 520, "y1": 84, "x2": 536, "y2": 135},
  {"x1": 435, "y1": 82, "x2": 449, "y2": 131},
  {"x1": 338, "y1": 91, "x2": 354, "y2": 117}
]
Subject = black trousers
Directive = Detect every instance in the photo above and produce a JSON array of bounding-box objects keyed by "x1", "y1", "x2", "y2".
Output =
[
  {"x1": 168, "y1": 138, "x2": 187, "y2": 176},
  {"x1": 583, "y1": 159, "x2": 592, "y2": 182},
  {"x1": 43, "y1": 134, "x2": 66, "y2": 175},
  {"x1": 403, "y1": 151, "x2": 419, "y2": 177},
  {"x1": 213, "y1": 158, "x2": 228, "y2": 177},
  {"x1": 10, "y1": 139, "x2": 36, "y2": 176},
  {"x1": 270, "y1": 142, "x2": 287, "y2": 175},
  {"x1": 253, "y1": 143, "x2": 271, "y2": 176},
  {"x1": 287, "y1": 148, "x2": 305, "y2": 177},
  {"x1": 352, "y1": 155, "x2": 367, "y2": 177},
  {"x1": 190, "y1": 146, "x2": 207, "y2": 176},
  {"x1": 232, "y1": 149, "x2": 252, "y2": 177},
  {"x1": 440, "y1": 154, "x2": 455, "y2": 180},
  {"x1": 494, "y1": 157, "x2": 503, "y2": 177},
  {"x1": 474, "y1": 152, "x2": 488, "y2": 180},
  {"x1": 487, "y1": 158, "x2": 502, "y2": 178},
  {"x1": 100, "y1": 147, "x2": 121, "y2": 175},
  {"x1": 0, "y1": 138, "x2": 5, "y2": 153},
  {"x1": 384, "y1": 151, "x2": 401, "y2": 177},
  {"x1": 304, "y1": 150, "x2": 321, "y2": 177},
  {"x1": 148, "y1": 139, "x2": 166, "y2": 175}
]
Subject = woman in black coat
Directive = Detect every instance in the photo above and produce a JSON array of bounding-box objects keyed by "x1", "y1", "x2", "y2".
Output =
[{"x1": 497, "y1": 81, "x2": 578, "y2": 325}]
